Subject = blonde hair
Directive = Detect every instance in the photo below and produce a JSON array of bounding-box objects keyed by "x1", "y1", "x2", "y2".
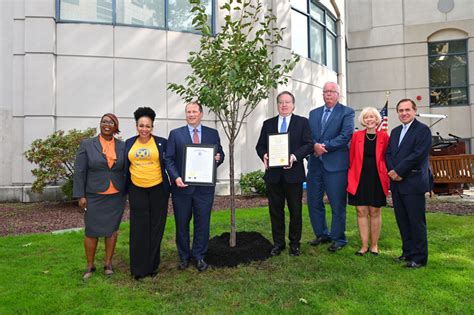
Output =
[{"x1": 358, "y1": 107, "x2": 382, "y2": 127}]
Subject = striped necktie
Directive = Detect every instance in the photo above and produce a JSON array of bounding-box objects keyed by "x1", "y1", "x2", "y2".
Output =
[
  {"x1": 193, "y1": 129, "x2": 199, "y2": 144},
  {"x1": 322, "y1": 109, "x2": 330, "y2": 130}
]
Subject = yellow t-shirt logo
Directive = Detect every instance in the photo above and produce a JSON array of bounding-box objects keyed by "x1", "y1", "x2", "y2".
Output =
[{"x1": 135, "y1": 148, "x2": 150, "y2": 159}]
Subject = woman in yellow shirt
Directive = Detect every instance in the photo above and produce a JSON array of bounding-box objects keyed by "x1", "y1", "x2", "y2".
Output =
[
  {"x1": 73, "y1": 113, "x2": 126, "y2": 280},
  {"x1": 124, "y1": 107, "x2": 170, "y2": 280}
]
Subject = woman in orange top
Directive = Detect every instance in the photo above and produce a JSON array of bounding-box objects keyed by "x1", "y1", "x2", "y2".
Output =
[
  {"x1": 347, "y1": 107, "x2": 389, "y2": 256},
  {"x1": 73, "y1": 114, "x2": 126, "y2": 280}
]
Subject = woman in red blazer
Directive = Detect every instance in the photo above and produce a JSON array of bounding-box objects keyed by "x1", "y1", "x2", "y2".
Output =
[{"x1": 347, "y1": 107, "x2": 389, "y2": 256}]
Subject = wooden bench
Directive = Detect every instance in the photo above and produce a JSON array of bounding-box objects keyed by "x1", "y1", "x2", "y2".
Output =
[{"x1": 429, "y1": 154, "x2": 474, "y2": 184}]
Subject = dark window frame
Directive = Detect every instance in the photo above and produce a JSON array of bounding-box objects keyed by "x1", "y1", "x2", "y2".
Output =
[
  {"x1": 428, "y1": 39, "x2": 469, "y2": 107},
  {"x1": 56, "y1": 0, "x2": 216, "y2": 36},
  {"x1": 290, "y1": 0, "x2": 338, "y2": 72}
]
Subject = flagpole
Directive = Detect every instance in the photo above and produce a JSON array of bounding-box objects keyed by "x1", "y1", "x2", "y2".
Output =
[{"x1": 377, "y1": 91, "x2": 390, "y2": 132}]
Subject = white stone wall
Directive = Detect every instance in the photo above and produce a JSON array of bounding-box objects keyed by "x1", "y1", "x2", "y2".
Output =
[
  {"x1": 346, "y1": 0, "x2": 474, "y2": 149},
  {"x1": 0, "y1": 0, "x2": 345, "y2": 199}
]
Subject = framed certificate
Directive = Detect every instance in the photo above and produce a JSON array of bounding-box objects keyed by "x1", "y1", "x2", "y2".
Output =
[
  {"x1": 182, "y1": 144, "x2": 217, "y2": 186},
  {"x1": 268, "y1": 133, "x2": 290, "y2": 168}
]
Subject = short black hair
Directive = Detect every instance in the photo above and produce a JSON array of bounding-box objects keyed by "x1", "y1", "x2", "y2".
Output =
[
  {"x1": 134, "y1": 107, "x2": 156, "y2": 124},
  {"x1": 277, "y1": 91, "x2": 295, "y2": 104}
]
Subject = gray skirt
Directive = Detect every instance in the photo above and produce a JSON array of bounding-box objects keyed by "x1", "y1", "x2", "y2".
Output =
[{"x1": 84, "y1": 192, "x2": 126, "y2": 237}]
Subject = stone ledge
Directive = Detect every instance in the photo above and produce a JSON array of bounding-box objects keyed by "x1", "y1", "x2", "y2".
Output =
[
  {"x1": 0, "y1": 186, "x2": 65, "y2": 202},
  {"x1": 0, "y1": 182, "x2": 235, "y2": 202}
]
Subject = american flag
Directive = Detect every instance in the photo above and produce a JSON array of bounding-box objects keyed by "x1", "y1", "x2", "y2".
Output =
[{"x1": 377, "y1": 101, "x2": 388, "y2": 132}]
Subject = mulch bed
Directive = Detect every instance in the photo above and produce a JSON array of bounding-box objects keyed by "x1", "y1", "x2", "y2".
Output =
[
  {"x1": 0, "y1": 195, "x2": 268, "y2": 237},
  {"x1": 0, "y1": 193, "x2": 472, "y2": 237},
  {"x1": 206, "y1": 231, "x2": 273, "y2": 267}
]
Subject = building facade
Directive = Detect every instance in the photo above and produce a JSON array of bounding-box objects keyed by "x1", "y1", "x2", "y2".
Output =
[
  {"x1": 0, "y1": 0, "x2": 346, "y2": 201},
  {"x1": 346, "y1": 0, "x2": 474, "y2": 151}
]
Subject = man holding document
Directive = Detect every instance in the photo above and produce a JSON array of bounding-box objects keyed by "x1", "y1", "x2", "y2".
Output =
[
  {"x1": 165, "y1": 102, "x2": 224, "y2": 272},
  {"x1": 256, "y1": 91, "x2": 313, "y2": 256}
]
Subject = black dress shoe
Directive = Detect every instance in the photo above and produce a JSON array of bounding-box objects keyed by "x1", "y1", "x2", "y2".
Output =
[
  {"x1": 270, "y1": 245, "x2": 285, "y2": 256},
  {"x1": 327, "y1": 242, "x2": 345, "y2": 252},
  {"x1": 355, "y1": 249, "x2": 369, "y2": 256},
  {"x1": 308, "y1": 237, "x2": 331, "y2": 246},
  {"x1": 405, "y1": 261, "x2": 426, "y2": 269},
  {"x1": 196, "y1": 259, "x2": 209, "y2": 272},
  {"x1": 289, "y1": 246, "x2": 300, "y2": 256},
  {"x1": 394, "y1": 255, "x2": 410, "y2": 263},
  {"x1": 177, "y1": 260, "x2": 189, "y2": 270},
  {"x1": 369, "y1": 250, "x2": 380, "y2": 256}
]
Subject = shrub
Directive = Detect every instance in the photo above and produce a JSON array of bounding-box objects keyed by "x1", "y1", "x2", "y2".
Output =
[
  {"x1": 24, "y1": 128, "x2": 96, "y2": 200},
  {"x1": 240, "y1": 170, "x2": 266, "y2": 196}
]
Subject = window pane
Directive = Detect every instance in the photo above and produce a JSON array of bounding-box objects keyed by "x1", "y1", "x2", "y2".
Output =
[
  {"x1": 326, "y1": 16, "x2": 337, "y2": 34},
  {"x1": 291, "y1": 10, "x2": 308, "y2": 58},
  {"x1": 429, "y1": 55, "x2": 467, "y2": 87},
  {"x1": 326, "y1": 33, "x2": 337, "y2": 71},
  {"x1": 430, "y1": 87, "x2": 468, "y2": 106},
  {"x1": 310, "y1": 20, "x2": 323, "y2": 63},
  {"x1": 291, "y1": 0, "x2": 307, "y2": 13},
  {"x1": 168, "y1": 0, "x2": 212, "y2": 32},
  {"x1": 117, "y1": 0, "x2": 165, "y2": 27},
  {"x1": 60, "y1": 0, "x2": 113, "y2": 23},
  {"x1": 310, "y1": 1, "x2": 324, "y2": 23},
  {"x1": 428, "y1": 40, "x2": 467, "y2": 55}
]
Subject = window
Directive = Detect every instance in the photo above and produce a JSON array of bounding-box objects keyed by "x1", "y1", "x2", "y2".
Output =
[
  {"x1": 117, "y1": 0, "x2": 165, "y2": 28},
  {"x1": 428, "y1": 40, "x2": 469, "y2": 106},
  {"x1": 168, "y1": 0, "x2": 212, "y2": 32},
  {"x1": 290, "y1": 0, "x2": 338, "y2": 71},
  {"x1": 58, "y1": 0, "x2": 214, "y2": 33},
  {"x1": 59, "y1": 0, "x2": 112, "y2": 23}
]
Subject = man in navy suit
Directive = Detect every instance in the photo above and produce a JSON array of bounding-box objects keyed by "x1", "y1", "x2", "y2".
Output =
[
  {"x1": 165, "y1": 102, "x2": 225, "y2": 272},
  {"x1": 256, "y1": 91, "x2": 313, "y2": 257},
  {"x1": 307, "y1": 82, "x2": 355, "y2": 252},
  {"x1": 386, "y1": 99, "x2": 431, "y2": 268}
]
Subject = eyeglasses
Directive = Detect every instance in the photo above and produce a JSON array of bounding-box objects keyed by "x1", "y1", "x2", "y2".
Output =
[
  {"x1": 323, "y1": 90, "x2": 338, "y2": 94},
  {"x1": 100, "y1": 120, "x2": 115, "y2": 126}
]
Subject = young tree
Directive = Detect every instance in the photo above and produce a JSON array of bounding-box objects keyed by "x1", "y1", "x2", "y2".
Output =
[{"x1": 168, "y1": 0, "x2": 299, "y2": 246}]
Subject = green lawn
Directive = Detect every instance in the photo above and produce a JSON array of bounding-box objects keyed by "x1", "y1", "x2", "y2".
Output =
[{"x1": 0, "y1": 206, "x2": 473, "y2": 314}]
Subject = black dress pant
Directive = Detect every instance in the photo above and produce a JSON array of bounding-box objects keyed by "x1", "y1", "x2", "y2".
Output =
[
  {"x1": 266, "y1": 177, "x2": 303, "y2": 248},
  {"x1": 129, "y1": 183, "x2": 169, "y2": 277},
  {"x1": 392, "y1": 190, "x2": 428, "y2": 265}
]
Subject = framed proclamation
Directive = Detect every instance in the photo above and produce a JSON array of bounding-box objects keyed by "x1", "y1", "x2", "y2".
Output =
[
  {"x1": 268, "y1": 133, "x2": 290, "y2": 168},
  {"x1": 182, "y1": 144, "x2": 217, "y2": 186}
]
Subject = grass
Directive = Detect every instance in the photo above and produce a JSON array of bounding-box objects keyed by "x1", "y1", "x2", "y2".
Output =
[{"x1": 0, "y1": 206, "x2": 473, "y2": 314}]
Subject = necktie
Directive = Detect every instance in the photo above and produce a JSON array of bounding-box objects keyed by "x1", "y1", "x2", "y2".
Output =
[
  {"x1": 322, "y1": 109, "x2": 330, "y2": 130},
  {"x1": 280, "y1": 117, "x2": 287, "y2": 133},
  {"x1": 193, "y1": 128, "x2": 199, "y2": 144},
  {"x1": 398, "y1": 124, "x2": 408, "y2": 146}
]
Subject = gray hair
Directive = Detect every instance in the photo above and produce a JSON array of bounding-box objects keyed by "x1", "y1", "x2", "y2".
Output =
[
  {"x1": 358, "y1": 107, "x2": 382, "y2": 127},
  {"x1": 323, "y1": 81, "x2": 340, "y2": 94}
]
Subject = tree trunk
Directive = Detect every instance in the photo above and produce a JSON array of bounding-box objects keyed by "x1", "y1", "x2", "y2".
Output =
[{"x1": 229, "y1": 140, "x2": 237, "y2": 247}]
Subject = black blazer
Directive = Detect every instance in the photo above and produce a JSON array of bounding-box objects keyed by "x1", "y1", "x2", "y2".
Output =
[
  {"x1": 73, "y1": 136, "x2": 126, "y2": 197},
  {"x1": 256, "y1": 114, "x2": 313, "y2": 184},
  {"x1": 386, "y1": 119, "x2": 432, "y2": 194},
  {"x1": 124, "y1": 135, "x2": 170, "y2": 194}
]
